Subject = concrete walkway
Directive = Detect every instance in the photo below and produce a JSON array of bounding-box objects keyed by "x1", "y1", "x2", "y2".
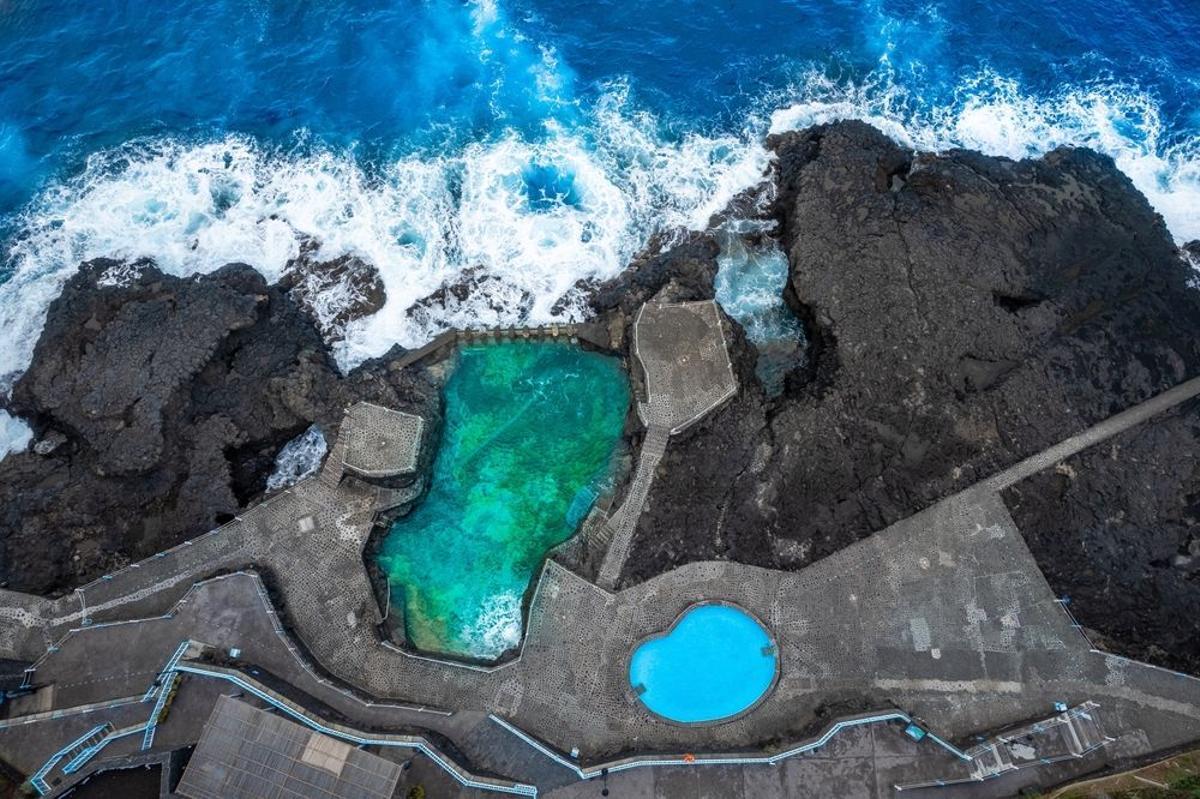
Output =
[
  {"x1": 596, "y1": 425, "x2": 669, "y2": 589},
  {"x1": 4, "y1": 334, "x2": 1200, "y2": 796},
  {"x1": 597, "y1": 300, "x2": 739, "y2": 588},
  {"x1": 979, "y1": 374, "x2": 1200, "y2": 492}
]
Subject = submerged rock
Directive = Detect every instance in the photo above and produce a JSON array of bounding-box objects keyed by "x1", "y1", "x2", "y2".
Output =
[
  {"x1": 0, "y1": 259, "x2": 438, "y2": 595},
  {"x1": 620, "y1": 121, "x2": 1200, "y2": 672},
  {"x1": 278, "y1": 241, "x2": 387, "y2": 341},
  {"x1": 406, "y1": 265, "x2": 535, "y2": 331}
]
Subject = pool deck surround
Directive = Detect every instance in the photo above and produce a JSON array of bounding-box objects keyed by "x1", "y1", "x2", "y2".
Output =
[{"x1": 2, "y1": 309, "x2": 1200, "y2": 796}]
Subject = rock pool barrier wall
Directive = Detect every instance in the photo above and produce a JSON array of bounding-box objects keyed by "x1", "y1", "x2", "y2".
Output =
[{"x1": 390, "y1": 322, "x2": 610, "y2": 372}]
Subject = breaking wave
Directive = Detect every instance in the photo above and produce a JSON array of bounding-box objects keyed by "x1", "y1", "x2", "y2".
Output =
[
  {"x1": 0, "y1": 89, "x2": 770, "y2": 381},
  {"x1": 0, "y1": 410, "x2": 32, "y2": 462},
  {"x1": 768, "y1": 69, "x2": 1200, "y2": 244},
  {"x1": 461, "y1": 591, "x2": 523, "y2": 660},
  {"x1": 2, "y1": 63, "x2": 1198, "y2": 389}
]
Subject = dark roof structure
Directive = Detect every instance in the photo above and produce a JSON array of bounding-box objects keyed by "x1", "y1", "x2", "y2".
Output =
[{"x1": 176, "y1": 695, "x2": 402, "y2": 799}]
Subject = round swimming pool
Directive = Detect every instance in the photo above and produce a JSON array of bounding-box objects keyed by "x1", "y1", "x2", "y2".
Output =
[{"x1": 629, "y1": 602, "x2": 778, "y2": 725}]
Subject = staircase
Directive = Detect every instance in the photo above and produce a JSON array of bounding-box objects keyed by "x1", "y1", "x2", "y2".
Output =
[
  {"x1": 597, "y1": 425, "x2": 670, "y2": 589},
  {"x1": 1060, "y1": 703, "x2": 1109, "y2": 756},
  {"x1": 966, "y1": 742, "x2": 1016, "y2": 781},
  {"x1": 28, "y1": 722, "x2": 114, "y2": 794}
]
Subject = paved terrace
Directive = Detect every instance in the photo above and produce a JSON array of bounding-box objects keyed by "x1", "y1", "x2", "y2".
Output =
[
  {"x1": 0, "y1": 401, "x2": 423, "y2": 663},
  {"x1": 597, "y1": 300, "x2": 738, "y2": 588},
  {"x1": 339, "y1": 402, "x2": 424, "y2": 480},
  {"x1": 9, "y1": 485, "x2": 1199, "y2": 796},
  {"x1": 3, "y1": 354, "x2": 1200, "y2": 795}
]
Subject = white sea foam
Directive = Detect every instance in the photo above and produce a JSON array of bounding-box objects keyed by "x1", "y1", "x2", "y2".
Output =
[
  {"x1": 0, "y1": 410, "x2": 32, "y2": 462},
  {"x1": 715, "y1": 237, "x2": 802, "y2": 342},
  {"x1": 462, "y1": 591, "x2": 523, "y2": 659},
  {"x1": 265, "y1": 425, "x2": 328, "y2": 492},
  {"x1": 768, "y1": 70, "x2": 1200, "y2": 244},
  {"x1": 0, "y1": 93, "x2": 771, "y2": 383},
  {"x1": 3, "y1": 67, "x2": 1198, "y2": 388}
]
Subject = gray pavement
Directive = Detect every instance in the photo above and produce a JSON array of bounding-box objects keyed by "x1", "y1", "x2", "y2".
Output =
[
  {"x1": 338, "y1": 402, "x2": 424, "y2": 480},
  {"x1": 632, "y1": 300, "x2": 738, "y2": 433},
  {"x1": 980, "y1": 374, "x2": 1200, "y2": 492},
  {"x1": 2, "y1": 341, "x2": 1200, "y2": 796},
  {"x1": 9, "y1": 487, "x2": 1199, "y2": 795},
  {"x1": 598, "y1": 300, "x2": 738, "y2": 588}
]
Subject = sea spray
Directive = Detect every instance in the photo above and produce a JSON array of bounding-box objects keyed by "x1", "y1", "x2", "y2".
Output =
[
  {"x1": 265, "y1": 426, "x2": 329, "y2": 492},
  {"x1": 0, "y1": 94, "x2": 773, "y2": 382},
  {"x1": 3, "y1": 0, "x2": 1200, "y2": 392},
  {"x1": 0, "y1": 410, "x2": 32, "y2": 462},
  {"x1": 714, "y1": 233, "x2": 805, "y2": 396},
  {"x1": 767, "y1": 69, "x2": 1200, "y2": 244}
]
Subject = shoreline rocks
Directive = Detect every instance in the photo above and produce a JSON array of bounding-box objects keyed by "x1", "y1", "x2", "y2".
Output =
[
  {"x1": 277, "y1": 240, "x2": 387, "y2": 342},
  {"x1": 619, "y1": 121, "x2": 1200, "y2": 672},
  {"x1": 2, "y1": 120, "x2": 1198, "y2": 674},
  {"x1": 0, "y1": 259, "x2": 438, "y2": 595}
]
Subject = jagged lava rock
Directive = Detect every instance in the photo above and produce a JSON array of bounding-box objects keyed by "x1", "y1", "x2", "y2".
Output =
[
  {"x1": 1003, "y1": 399, "x2": 1200, "y2": 674},
  {"x1": 622, "y1": 121, "x2": 1200, "y2": 670},
  {"x1": 0, "y1": 259, "x2": 438, "y2": 595},
  {"x1": 277, "y1": 241, "x2": 387, "y2": 341}
]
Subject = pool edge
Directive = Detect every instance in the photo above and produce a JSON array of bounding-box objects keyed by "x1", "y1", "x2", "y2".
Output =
[{"x1": 625, "y1": 598, "x2": 781, "y2": 728}]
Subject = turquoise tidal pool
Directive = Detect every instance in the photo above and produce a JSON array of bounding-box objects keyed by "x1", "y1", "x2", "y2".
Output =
[
  {"x1": 377, "y1": 341, "x2": 628, "y2": 661},
  {"x1": 629, "y1": 604, "x2": 778, "y2": 724}
]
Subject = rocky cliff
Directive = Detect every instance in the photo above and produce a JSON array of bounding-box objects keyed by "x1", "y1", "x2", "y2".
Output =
[
  {"x1": 620, "y1": 121, "x2": 1200, "y2": 671},
  {"x1": 0, "y1": 259, "x2": 438, "y2": 594}
]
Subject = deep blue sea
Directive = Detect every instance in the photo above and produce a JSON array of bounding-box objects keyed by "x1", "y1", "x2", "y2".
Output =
[{"x1": 0, "y1": 0, "x2": 1198, "y2": 399}]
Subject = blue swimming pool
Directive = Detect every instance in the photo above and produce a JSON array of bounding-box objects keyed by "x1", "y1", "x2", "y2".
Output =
[{"x1": 629, "y1": 603, "x2": 778, "y2": 724}]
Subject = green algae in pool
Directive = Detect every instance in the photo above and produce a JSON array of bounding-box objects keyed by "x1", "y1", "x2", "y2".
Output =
[{"x1": 378, "y1": 341, "x2": 629, "y2": 660}]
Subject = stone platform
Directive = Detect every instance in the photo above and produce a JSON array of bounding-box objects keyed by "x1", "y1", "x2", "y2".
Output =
[
  {"x1": 598, "y1": 299, "x2": 738, "y2": 587},
  {"x1": 3, "y1": 344, "x2": 1200, "y2": 797},
  {"x1": 632, "y1": 300, "x2": 737, "y2": 433}
]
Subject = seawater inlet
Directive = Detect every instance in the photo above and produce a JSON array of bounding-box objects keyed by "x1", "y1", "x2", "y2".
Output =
[{"x1": 378, "y1": 340, "x2": 629, "y2": 661}]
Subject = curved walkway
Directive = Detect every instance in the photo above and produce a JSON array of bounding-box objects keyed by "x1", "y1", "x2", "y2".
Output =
[
  {"x1": 4, "y1": 341, "x2": 1200, "y2": 796},
  {"x1": 597, "y1": 300, "x2": 739, "y2": 588}
]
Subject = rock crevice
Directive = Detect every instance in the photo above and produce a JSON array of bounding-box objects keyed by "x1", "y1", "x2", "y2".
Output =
[{"x1": 620, "y1": 121, "x2": 1200, "y2": 673}]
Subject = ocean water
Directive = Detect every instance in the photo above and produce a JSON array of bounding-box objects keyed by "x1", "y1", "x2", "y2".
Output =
[
  {"x1": 264, "y1": 425, "x2": 329, "y2": 492},
  {"x1": 0, "y1": 409, "x2": 31, "y2": 458},
  {"x1": 377, "y1": 341, "x2": 628, "y2": 659},
  {"x1": 715, "y1": 234, "x2": 806, "y2": 395},
  {"x1": 1, "y1": 0, "x2": 1198, "y2": 389}
]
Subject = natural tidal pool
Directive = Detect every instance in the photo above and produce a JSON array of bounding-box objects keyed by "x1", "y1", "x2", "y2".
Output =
[
  {"x1": 715, "y1": 236, "x2": 806, "y2": 396},
  {"x1": 377, "y1": 340, "x2": 628, "y2": 660},
  {"x1": 629, "y1": 603, "x2": 778, "y2": 724}
]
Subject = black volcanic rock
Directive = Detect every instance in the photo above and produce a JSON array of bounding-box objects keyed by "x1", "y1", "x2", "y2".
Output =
[
  {"x1": 406, "y1": 265, "x2": 535, "y2": 330},
  {"x1": 278, "y1": 242, "x2": 387, "y2": 341},
  {"x1": 0, "y1": 259, "x2": 438, "y2": 595},
  {"x1": 1184, "y1": 240, "x2": 1200, "y2": 268},
  {"x1": 621, "y1": 121, "x2": 1200, "y2": 670},
  {"x1": 1003, "y1": 398, "x2": 1200, "y2": 674},
  {"x1": 589, "y1": 231, "x2": 720, "y2": 316}
]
